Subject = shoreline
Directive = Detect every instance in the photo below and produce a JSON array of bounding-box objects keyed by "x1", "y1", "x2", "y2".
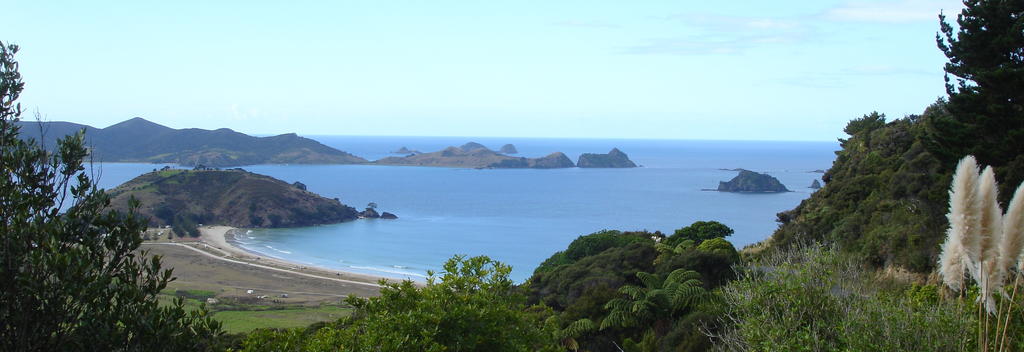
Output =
[{"x1": 197, "y1": 226, "x2": 392, "y2": 287}]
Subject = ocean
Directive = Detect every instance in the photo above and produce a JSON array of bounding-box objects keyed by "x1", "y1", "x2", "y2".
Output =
[{"x1": 94, "y1": 136, "x2": 838, "y2": 282}]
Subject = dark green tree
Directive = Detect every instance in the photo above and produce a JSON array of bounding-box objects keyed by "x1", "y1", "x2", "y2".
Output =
[
  {"x1": 0, "y1": 42, "x2": 221, "y2": 351},
  {"x1": 666, "y1": 221, "x2": 734, "y2": 246},
  {"x1": 930, "y1": 0, "x2": 1024, "y2": 201},
  {"x1": 239, "y1": 255, "x2": 559, "y2": 352}
]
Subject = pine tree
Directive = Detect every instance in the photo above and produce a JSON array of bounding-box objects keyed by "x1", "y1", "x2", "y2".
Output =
[{"x1": 929, "y1": 0, "x2": 1024, "y2": 202}]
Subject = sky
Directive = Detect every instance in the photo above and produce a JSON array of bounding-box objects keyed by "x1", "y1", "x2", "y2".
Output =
[{"x1": 7, "y1": 0, "x2": 966, "y2": 141}]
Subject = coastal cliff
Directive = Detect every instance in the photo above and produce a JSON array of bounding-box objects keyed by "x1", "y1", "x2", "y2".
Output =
[{"x1": 109, "y1": 169, "x2": 359, "y2": 230}]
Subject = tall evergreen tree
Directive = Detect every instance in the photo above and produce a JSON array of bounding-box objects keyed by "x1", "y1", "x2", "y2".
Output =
[
  {"x1": 930, "y1": 0, "x2": 1024, "y2": 201},
  {"x1": 0, "y1": 42, "x2": 221, "y2": 351}
]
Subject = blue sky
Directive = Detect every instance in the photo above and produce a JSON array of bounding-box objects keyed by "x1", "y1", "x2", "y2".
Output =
[{"x1": 8, "y1": 0, "x2": 964, "y2": 141}]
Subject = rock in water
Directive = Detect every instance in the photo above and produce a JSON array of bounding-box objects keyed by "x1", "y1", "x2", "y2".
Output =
[
  {"x1": 717, "y1": 170, "x2": 789, "y2": 193},
  {"x1": 499, "y1": 144, "x2": 518, "y2": 154},
  {"x1": 809, "y1": 179, "x2": 822, "y2": 189},
  {"x1": 577, "y1": 148, "x2": 638, "y2": 168},
  {"x1": 380, "y1": 212, "x2": 398, "y2": 219},
  {"x1": 360, "y1": 207, "x2": 381, "y2": 219}
]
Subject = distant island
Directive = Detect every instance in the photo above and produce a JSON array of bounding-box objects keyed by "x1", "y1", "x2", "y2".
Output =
[
  {"x1": 577, "y1": 148, "x2": 637, "y2": 168},
  {"x1": 391, "y1": 146, "x2": 421, "y2": 154},
  {"x1": 17, "y1": 117, "x2": 367, "y2": 167},
  {"x1": 716, "y1": 169, "x2": 790, "y2": 193},
  {"x1": 108, "y1": 168, "x2": 361, "y2": 234},
  {"x1": 374, "y1": 142, "x2": 575, "y2": 169},
  {"x1": 499, "y1": 144, "x2": 518, "y2": 154},
  {"x1": 809, "y1": 179, "x2": 822, "y2": 189}
]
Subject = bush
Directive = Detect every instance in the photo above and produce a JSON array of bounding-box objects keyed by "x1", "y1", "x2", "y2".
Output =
[{"x1": 713, "y1": 245, "x2": 975, "y2": 351}]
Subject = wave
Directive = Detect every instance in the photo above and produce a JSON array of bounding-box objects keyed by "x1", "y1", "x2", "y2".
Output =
[
  {"x1": 349, "y1": 265, "x2": 427, "y2": 278},
  {"x1": 264, "y1": 245, "x2": 293, "y2": 255}
]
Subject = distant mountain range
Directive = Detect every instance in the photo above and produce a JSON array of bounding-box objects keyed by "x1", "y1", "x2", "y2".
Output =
[{"x1": 16, "y1": 117, "x2": 366, "y2": 167}]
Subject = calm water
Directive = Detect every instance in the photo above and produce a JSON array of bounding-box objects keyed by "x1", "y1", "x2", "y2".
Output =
[{"x1": 93, "y1": 137, "x2": 838, "y2": 282}]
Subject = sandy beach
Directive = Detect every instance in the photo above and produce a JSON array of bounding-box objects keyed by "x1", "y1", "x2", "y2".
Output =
[{"x1": 196, "y1": 226, "x2": 389, "y2": 287}]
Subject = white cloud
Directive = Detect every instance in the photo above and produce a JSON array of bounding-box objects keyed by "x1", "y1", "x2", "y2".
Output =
[
  {"x1": 825, "y1": 0, "x2": 965, "y2": 23},
  {"x1": 622, "y1": 14, "x2": 811, "y2": 55}
]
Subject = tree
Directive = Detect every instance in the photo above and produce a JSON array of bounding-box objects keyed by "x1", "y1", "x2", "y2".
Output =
[
  {"x1": 239, "y1": 255, "x2": 559, "y2": 352},
  {"x1": 929, "y1": 0, "x2": 1024, "y2": 201},
  {"x1": 666, "y1": 221, "x2": 734, "y2": 246},
  {"x1": 0, "y1": 42, "x2": 221, "y2": 351},
  {"x1": 600, "y1": 269, "x2": 718, "y2": 336}
]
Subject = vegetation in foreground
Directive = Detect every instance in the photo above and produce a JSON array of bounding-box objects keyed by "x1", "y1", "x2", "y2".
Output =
[
  {"x1": 3, "y1": 1, "x2": 1023, "y2": 351},
  {"x1": 0, "y1": 41, "x2": 223, "y2": 351}
]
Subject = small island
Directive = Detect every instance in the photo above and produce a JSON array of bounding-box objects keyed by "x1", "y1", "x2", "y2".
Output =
[
  {"x1": 577, "y1": 148, "x2": 637, "y2": 168},
  {"x1": 810, "y1": 179, "x2": 822, "y2": 189},
  {"x1": 108, "y1": 169, "x2": 361, "y2": 233},
  {"x1": 391, "y1": 146, "x2": 421, "y2": 154},
  {"x1": 499, "y1": 144, "x2": 518, "y2": 154},
  {"x1": 374, "y1": 142, "x2": 575, "y2": 169},
  {"x1": 716, "y1": 169, "x2": 790, "y2": 193}
]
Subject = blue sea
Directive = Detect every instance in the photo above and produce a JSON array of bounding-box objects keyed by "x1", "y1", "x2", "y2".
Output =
[{"x1": 94, "y1": 137, "x2": 837, "y2": 282}]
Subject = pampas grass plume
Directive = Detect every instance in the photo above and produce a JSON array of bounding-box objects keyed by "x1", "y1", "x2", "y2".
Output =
[
  {"x1": 939, "y1": 155, "x2": 980, "y2": 292},
  {"x1": 977, "y1": 166, "x2": 1003, "y2": 313},
  {"x1": 1001, "y1": 183, "x2": 1024, "y2": 276}
]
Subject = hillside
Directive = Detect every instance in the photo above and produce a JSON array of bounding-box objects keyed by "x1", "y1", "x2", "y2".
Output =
[
  {"x1": 17, "y1": 117, "x2": 367, "y2": 167},
  {"x1": 108, "y1": 169, "x2": 359, "y2": 231},
  {"x1": 374, "y1": 142, "x2": 575, "y2": 169}
]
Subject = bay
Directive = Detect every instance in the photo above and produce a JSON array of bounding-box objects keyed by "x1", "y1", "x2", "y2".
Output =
[{"x1": 90, "y1": 137, "x2": 838, "y2": 283}]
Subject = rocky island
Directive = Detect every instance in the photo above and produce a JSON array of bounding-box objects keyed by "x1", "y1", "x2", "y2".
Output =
[
  {"x1": 17, "y1": 117, "x2": 367, "y2": 167},
  {"x1": 716, "y1": 169, "x2": 790, "y2": 193},
  {"x1": 374, "y1": 142, "x2": 575, "y2": 169},
  {"x1": 499, "y1": 144, "x2": 518, "y2": 154},
  {"x1": 809, "y1": 179, "x2": 822, "y2": 189},
  {"x1": 391, "y1": 146, "x2": 421, "y2": 154},
  {"x1": 108, "y1": 169, "x2": 360, "y2": 233},
  {"x1": 576, "y1": 148, "x2": 637, "y2": 168}
]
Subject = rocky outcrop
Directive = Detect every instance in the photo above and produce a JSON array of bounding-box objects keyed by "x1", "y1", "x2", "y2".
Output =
[
  {"x1": 459, "y1": 142, "x2": 490, "y2": 151},
  {"x1": 380, "y1": 212, "x2": 398, "y2": 219},
  {"x1": 528, "y1": 152, "x2": 576, "y2": 169},
  {"x1": 292, "y1": 181, "x2": 307, "y2": 191},
  {"x1": 499, "y1": 144, "x2": 518, "y2": 154},
  {"x1": 717, "y1": 170, "x2": 790, "y2": 193},
  {"x1": 108, "y1": 169, "x2": 359, "y2": 228},
  {"x1": 809, "y1": 179, "x2": 822, "y2": 189},
  {"x1": 359, "y1": 208, "x2": 380, "y2": 219},
  {"x1": 577, "y1": 148, "x2": 637, "y2": 168}
]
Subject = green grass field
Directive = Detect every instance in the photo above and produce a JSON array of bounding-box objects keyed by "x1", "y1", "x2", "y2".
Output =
[
  {"x1": 158, "y1": 290, "x2": 352, "y2": 333},
  {"x1": 213, "y1": 305, "x2": 352, "y2": 333}
]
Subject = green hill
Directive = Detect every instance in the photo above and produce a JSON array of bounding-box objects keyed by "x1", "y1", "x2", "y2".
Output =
[
  {"x1": 108, "y1": 169, "x2": 358, "y2": 233},
  {"x1": 16, "y1": 117, "x2": 367, "y2": 167}
]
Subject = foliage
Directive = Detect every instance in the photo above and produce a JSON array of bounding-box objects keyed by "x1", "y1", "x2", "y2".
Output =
[
  {"x1": 713, "y1": 245, "x2": 976, "y2": 351},
  {"x1": 667, "y1": 221, "x2": 734, "y2": 247},
  {"x1": 236, "y1": 255, "x2": 559, "y2": 352},
  {"x1": 534, "y1": 230, "x2": 656, "y2": 275},
  {"x1": 930, "y1": 1, "x2": 1024, "y2": 197},
  {"x1": 0, "y1": 41, "x2": 221, "y2": 351},
  {"x1": 696, "y1": 238, "x2": 740, "y2": 263},
  {"x1": 771, "y1": 110, "x2": 952, "y2": 272}
]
